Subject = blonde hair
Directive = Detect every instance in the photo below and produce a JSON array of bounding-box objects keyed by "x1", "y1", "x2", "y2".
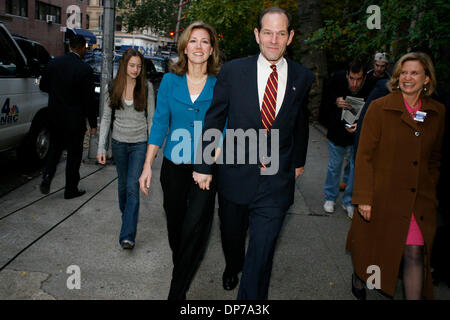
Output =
[
  {"x1": 169, "y1": 21, "x2": 221, "y2": 76},
  {"x1": 387, "y1": 52, "x2": 436, "y2": 96}
]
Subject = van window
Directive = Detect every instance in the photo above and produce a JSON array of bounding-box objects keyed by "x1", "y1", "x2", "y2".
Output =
[
  {"x1": 0, "y1": 28, "x2": 24, "y2": 77},
  {"x1": 14, "y1": 38, "x2": 51, "y2": 74}
]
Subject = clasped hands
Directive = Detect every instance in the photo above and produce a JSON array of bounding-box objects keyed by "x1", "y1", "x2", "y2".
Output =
[{"x1": 192, "y1": 167, "x2": 305, "y2": 191}]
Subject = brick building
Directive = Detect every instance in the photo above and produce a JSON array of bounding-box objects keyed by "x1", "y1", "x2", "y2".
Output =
[{"x1": 0, "y1": 0, "x2": 90, "y2": 56}]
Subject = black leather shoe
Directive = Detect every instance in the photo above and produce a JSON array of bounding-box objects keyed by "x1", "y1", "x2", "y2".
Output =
[
  {"x1": 352, "y1": 274, "x2": 366, "y2": 300},
  {"x1": 40, "y1": 176, "x2": 51, "y2": 195},
  {"x1": 222, "y1": 272, "x2": 239, "y2": 291},
  {"x1": 64, "y1": 189, "x2": 86, "y2": 199}
]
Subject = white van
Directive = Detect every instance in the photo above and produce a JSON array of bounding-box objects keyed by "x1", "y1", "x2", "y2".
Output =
[{"x1": 0, "y1": 23, "x2": 51, "y2": 165}]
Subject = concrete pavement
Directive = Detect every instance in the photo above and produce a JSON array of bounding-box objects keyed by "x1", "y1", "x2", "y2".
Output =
[{"x1": 0, "y1": 124, "x2": 449, "y2": 300}]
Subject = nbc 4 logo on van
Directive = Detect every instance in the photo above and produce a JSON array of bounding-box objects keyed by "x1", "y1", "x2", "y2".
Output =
[{"x1": 1, "y1": 98, "x2": 19, "y2": 125}]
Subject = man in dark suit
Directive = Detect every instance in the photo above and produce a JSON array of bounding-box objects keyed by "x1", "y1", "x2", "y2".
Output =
[
  {"x1": 39, "y1": 35, "x2": 97, "y2": 199},
  {"x1": 193, "y1": 7, "x2": 314, "y2": 300}
]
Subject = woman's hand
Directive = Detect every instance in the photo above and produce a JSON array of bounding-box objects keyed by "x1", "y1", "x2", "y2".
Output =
[
  {"x1": 358, "y1": 204, "x2": 372, "y2": 221},
  {"x1": 139, "y1": 163, "x2": 152, "y2": 195},
  {"x1": 97, "y1": 153, "x2": 106, "y2": 165},
  {"x1": 193, "y1": 171, "x2": 213, "y2": 190}
]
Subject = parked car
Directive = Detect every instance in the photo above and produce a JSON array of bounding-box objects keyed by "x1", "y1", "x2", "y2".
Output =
[
  {"x1": 144, "y1": 55, "x2": 168, "y2": 93},
  {"x1": 0, "y1": 24, "x2": 52, "y2": 165},
  {"x1": 84, "y1": 51, "x2": 166, "y2": 114}
]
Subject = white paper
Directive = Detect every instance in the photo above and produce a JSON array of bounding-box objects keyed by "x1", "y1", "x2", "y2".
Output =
[{"x1": 341, "y1": 96, "x2": 365, "y2": 124}]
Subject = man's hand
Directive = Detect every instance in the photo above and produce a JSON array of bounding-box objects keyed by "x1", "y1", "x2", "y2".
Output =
[
  {"x1": 139, "y1": 163, "x2": 152, "y2": 196},
  {"x1": 295, "y1": 167, "x2": 304, "y2": 179},
  {"x1": 345, "y1": 123, "x2": 357, "y2": 133},
  {"x1": 336, "y1": 97, "x2": 351, "y2": 108},
  {"x1": 90, "y1": 128, "x2": 97, "y2": 135},
  {"x1": 358, "y1": 204, "x2": 372, "y2": 221},
  {"x1": 193, "y1": 171, "x2": 213, "y2": 190},
  {"x1": 97, "y1": 153, "x2": 106, "y2": 165}
]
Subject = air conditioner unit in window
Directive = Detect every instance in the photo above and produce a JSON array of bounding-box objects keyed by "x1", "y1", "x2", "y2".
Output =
[{"x1": 46, "y1": 15, "x2": 56, "y2": 24}]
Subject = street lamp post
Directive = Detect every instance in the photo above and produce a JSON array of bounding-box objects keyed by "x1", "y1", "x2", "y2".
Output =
[{"x1": 88, "y1": 0, "x2": 116, "y2": 161}]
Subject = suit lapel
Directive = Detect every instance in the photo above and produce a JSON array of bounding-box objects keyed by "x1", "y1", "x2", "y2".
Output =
[
  {"x1": 242, "y1": 55, "x2": 262, "y2": 128},
  {"x1": 172, "y1": 74, "x2": 191, "y2": 105},
  {"x1": 383, "y1": 91, "x2": 418, "y2": 130},
  {"x1": 272, "y1": 58, "x2": 298, "y2": 128}
]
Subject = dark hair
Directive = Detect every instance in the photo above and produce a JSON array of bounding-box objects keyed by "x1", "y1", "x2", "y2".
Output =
[
  {"x1": 170, "y1": 21, "x2": 221, "y2": 76},
  {"x1": 69, "y1": 35, "x2": 86, "y2": 50},
  {"x1": 257, "y1": 6, "x2": 292, "y2": 31},
  {"x1": 109, "y1": 49, "x2": 148, "y2": 112},
  {"x1": 346, "y1": 60, "x2": 366, "y2": 75}
]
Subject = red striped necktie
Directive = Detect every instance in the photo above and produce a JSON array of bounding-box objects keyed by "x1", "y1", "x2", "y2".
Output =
[{"x1": 261, "y1": 64, "x2": 278, "y2": 131}]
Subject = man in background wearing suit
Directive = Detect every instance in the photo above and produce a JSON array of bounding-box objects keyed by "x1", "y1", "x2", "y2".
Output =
[
  {"x1": 193, "y1": 7, "x2": 314, "y2": 299},
  {"x1": 39, "y1": 35, "x2": 97, "y2": 199}
]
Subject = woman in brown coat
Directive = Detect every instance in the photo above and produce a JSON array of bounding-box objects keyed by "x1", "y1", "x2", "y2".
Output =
[{"x1": 346, "y1": 52, "x2": 446, "y2": 300}]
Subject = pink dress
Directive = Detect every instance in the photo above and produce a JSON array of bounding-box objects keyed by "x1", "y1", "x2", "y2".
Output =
[{"x1": 403, "y1": 97, "x2": 425, "y2": 246}]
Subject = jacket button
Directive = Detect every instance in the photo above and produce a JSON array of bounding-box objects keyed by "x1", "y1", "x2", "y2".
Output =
[
  {"x1": 413, "y1": 161, "x2": 418, "y2": 166},
  {"x1": 411, "y1": 188, "x2": 416, "y2": 192},
  {"x1": 415, "y1": 131, "x2": 420, "y2": 136}
]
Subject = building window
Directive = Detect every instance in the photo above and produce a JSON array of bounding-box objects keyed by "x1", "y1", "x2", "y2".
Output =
[
  {"x1": 35, "y1": 1, "x2": 61, "y2": 24},
  {"x1": 6, "y1": 0, "x2": 28, "y2": 17},
  {"x1": 86, "y1": 14, "x2": 90, "y2": 29}
]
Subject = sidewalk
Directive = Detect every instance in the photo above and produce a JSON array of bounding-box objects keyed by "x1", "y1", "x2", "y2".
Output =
[{"x1": 0, "y1": 124, "x2": 448, "y2": 300}]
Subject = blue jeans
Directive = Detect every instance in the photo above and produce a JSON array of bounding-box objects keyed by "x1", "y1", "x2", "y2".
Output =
[
  {"x1": 324, "y1": 140, "x2": 354, "y2": 206},
  {"x1": 111, "y1": 139, "x2": 147, "y2": 244}
]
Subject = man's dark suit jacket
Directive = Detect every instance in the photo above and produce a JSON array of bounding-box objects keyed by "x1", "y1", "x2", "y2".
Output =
[
  {"x1": 195, "y1": 55, "x2": 314, "y2": 210},
  {"x1": 40, "y1": 52, "x2": 97, "y2": 132}
]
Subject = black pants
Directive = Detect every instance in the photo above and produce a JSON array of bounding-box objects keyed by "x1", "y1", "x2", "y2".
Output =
[
  {"x1": 219, "y1": 175, "x2": 286, "y2": 300},
  {"x1": 43, "y1": 126, "x2": 85, "y2": 194},
  {"x1": 160, "y1": 157, "x2": 216, "y2": 300}
]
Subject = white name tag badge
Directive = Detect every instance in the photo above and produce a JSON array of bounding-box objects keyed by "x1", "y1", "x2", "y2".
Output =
[{"x1": 414, "y1": 111, "x2": 426, "y2": 122}]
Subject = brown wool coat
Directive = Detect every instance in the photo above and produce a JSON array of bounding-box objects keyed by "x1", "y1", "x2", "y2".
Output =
[{"x1": 346, "y1": 91, "x2": 446, "y2": 299}]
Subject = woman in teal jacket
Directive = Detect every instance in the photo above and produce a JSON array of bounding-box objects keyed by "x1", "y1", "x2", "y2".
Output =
[{"x1": 139, "y1": 21, "x2": 221, "y2": 300}]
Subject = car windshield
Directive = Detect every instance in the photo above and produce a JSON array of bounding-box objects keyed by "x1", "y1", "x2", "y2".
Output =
[{"x1": 85, "y1": 53, "x2": 121, "y2": 77}]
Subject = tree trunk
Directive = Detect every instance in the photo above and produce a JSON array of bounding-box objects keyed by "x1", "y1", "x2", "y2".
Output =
[{"x1": 297, "y1": 0, "x2": 328, "y2": 121}]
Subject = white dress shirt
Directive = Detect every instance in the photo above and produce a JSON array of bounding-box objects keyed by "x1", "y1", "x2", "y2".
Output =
[{"x1": 257, "y1": 54, "x2": 288, "y2": 117}]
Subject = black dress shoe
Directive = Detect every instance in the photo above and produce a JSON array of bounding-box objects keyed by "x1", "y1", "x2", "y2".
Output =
[
  {"x1": 352, "y1": 274, "x2": 366, "y2": 300},
  {"x1": 222, "y1": 272, "x2": 239, "y2": 291},
  {"x1": 64, "y1": 189, "x2": 86, "y2": 199},
  {"x1": 40, "y1": 176, "x2": 51, "y2": 195}
]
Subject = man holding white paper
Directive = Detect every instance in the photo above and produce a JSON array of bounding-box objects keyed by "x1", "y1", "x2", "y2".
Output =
[{"x1": 322, "y1": 61, "x2": 371, "y2": 218}]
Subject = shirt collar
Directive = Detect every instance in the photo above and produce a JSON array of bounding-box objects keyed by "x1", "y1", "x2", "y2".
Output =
[
  {"x1": 257, "y1": 53, "x2": 286, "y2": 71},
  {"x1": 70, "y1": 51, "x2": 81, "y2": 59}
]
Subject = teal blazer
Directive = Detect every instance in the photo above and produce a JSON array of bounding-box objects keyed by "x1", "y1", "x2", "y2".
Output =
[{"x1": 148, "y1": 72, "x2": 217, "y2": 163}]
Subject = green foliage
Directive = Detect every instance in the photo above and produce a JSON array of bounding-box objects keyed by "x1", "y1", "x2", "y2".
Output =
[
  {"x1": 119, "y1": 0, "x2": 179, "y2": 36},
  {"x1": 120, "y1": 0, "x2": 300, "y2": 60},
  {"x1": 306, "y1": 0, "x2": 450, "y2": 85},
  {"x1": 185, "y1": 0, "x2": 299, "y2": 60}
]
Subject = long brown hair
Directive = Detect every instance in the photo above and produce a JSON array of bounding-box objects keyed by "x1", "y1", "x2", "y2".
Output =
[
  {"x1": 109, "y1": 49, "x2": 148, "y2": 111},
  {"x1": 170, "y1": 21, "x2": 221, "y2": 76}
]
